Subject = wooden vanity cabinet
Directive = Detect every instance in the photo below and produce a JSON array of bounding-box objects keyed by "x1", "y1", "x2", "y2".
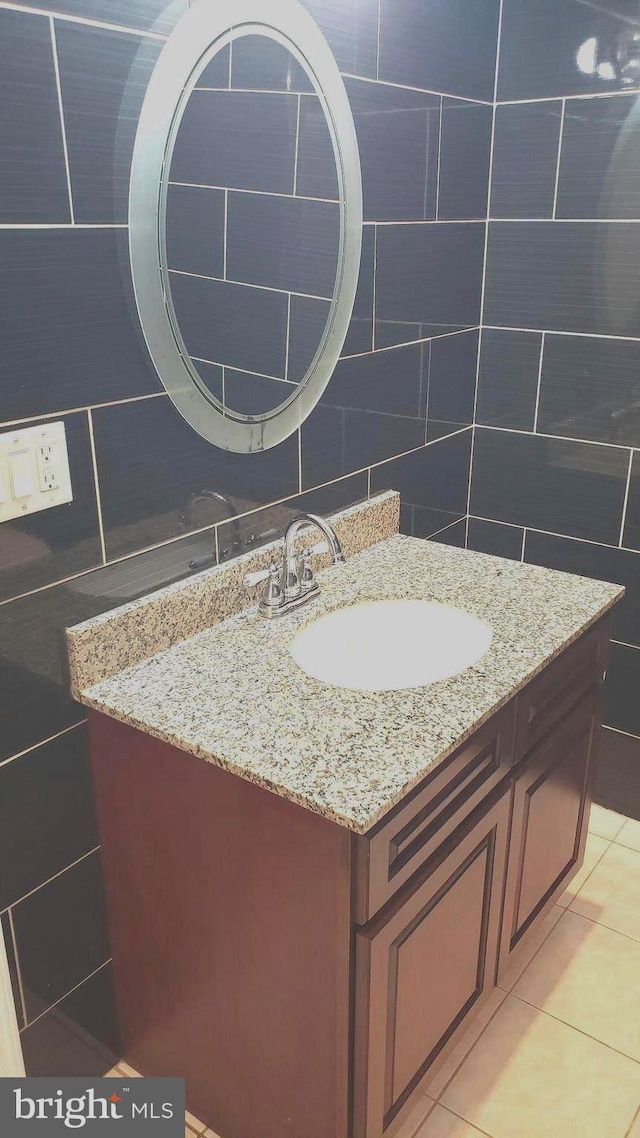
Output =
[{"x1": 88, "y1": 618, "x2": 610, "y2": 1138}]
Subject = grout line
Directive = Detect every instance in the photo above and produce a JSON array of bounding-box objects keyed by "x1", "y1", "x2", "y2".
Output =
[
  {"x1": 227, "y1": 34, "x2": 232, "y2": 89},
  {"x1": 367, "y1": 467, "x2": 372, "y2": 498},
  {"x1": 0, "y1": 223, "x2": 128, "y2": 230},
  {"x1": 563, "y1": 899, "x2": 640, "y2": 947},
  {"x1": 284, "y1": 294, "x2": 291, "y2": 382},
  {"x1": 484, "y1": 322, "x2": 640, "y2": 343},
  {"x1": 430, "y1": 994, "x2": 510, "y2": 1103},
  {"x1": 342, "y1": 325, "x2": 481, "y2": 360},
  {"x1": 297, "y1": 428, "x2": 302, "y2": 494},
  {"x1": 49, "y1": 18, "x2": 75, "y2": 225},
  {"x1": 618, "y1": 449, "x2": 634, "y2": 547},
  {"x1": 520, "y1": 527, "x2": 527, "y2": 562},
  {"x1": 169, "y1": 180, "x2": 338, "y2": 206},
  {"x1": 0, "y1": 431, "x2": 473, "y2": 610},
  {"x1": 475, "y1": 420, "x2": 639, "y2": 454},
  {"x1": 222, "y1": 190, "x2": 228, "y2": 280},
  {"x1": 87, "y1": 409, "x2": 107, "y2": 564},
  {"x1": 509, "y1": 991, "x2": 640, "y2": 1065},
  {"x1": 603, "y1": 724, "x2": 640, "y2": 741},
  {"x1": 292, "y1": 94, "x2": 301, "y2": 196},
  {"x1": 0, "y1": 392, "x2": 167, "y2": 432},
  {"x1": 625, "y1": 1104, "x2": 640, "y2": 1138},
  {"x1": 0, "y1": 722, "x2": 84, "y2": 770},
  {"x1": 1, "y1": 846, "x2": 101, "y2": 918},
  {"x1": 340, "y1": 71, "x2": 493, "y2": 105},
  {"x1": 435, "y1": 97, "x2": 443, "y2": 219},
  {"x1": 532, "y1": 332, "x2": 545, "y2": 432},
  {"x1": 466, "y1": 0, "x2": 504, "y2": 523},
  {"x1": 428, "y1": 516, "x2": 466, "y2": 540},
  {"x1": 213, "y1": 525, "x2": 220, "y2": 566},
  {"x1": 371, "y1": 226, "x2": 378, "y2": 351},
  {"x1": 7, "y1": 909, "x2": 28, "y2": 1031},
  {"x1": 551, "y1": 99, "x2": 566, "y2": 218},
  {"x1": 363, "y1": 218, "x2": 485, "y2": 226},
  {"x1": 192, "y1": 356, "x2": 291, "y2": 386},
  {"x1": 467, "y1": 512, "x2": 640, "y2": 555},
  {"x1": 375, "y1": 0, "x2": 381, "y2": 80},
  {"x1": 168, "y1": 266, "x2": 332, "y2": 304},
  {"x1": 497, "y1": 87, "x2": 640, "y2": 107},
  {"x1": 0, "y1": 1, "x2": 168, "y2": 39},
  {"x1": 21, "y1": 959, "x2": 112, "y2": 1033}
]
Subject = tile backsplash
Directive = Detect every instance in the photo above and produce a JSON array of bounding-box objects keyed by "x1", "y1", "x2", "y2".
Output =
[
  {"x1": 0, "y1": 0, "x2": 497, "y2": 1075},
  {"x1": 469, "y1": 0, "x2": 640, "y2": 820}
]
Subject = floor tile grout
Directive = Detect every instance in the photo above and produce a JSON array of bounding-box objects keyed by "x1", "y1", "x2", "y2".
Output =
[
  {"x1": 508, "y1": 991, "x2": 640, "y2": 1067},
  {"x1": 563, "y1": 903, "x2": 640, "y2": 946}
]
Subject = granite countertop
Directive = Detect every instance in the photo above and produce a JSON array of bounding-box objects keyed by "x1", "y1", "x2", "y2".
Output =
[{"x1": 75, "y1": 533, "x2": 623, "y2": 834}]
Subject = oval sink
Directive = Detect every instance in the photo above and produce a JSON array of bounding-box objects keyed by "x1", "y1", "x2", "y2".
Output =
[{"x1": 290, "y1": 599, "x2": 492, "y2": 692}]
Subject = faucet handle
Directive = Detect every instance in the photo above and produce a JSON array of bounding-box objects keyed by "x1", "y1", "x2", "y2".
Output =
[
  {"x1": 299, "y1": 542, "x2": 329, "y2": 589},
  {"x1": 303, "y1": 540, "x2": 329, "y2": 558},
  {"x1": 243, "y1": 562, "x2": 280, "y2": 588}
]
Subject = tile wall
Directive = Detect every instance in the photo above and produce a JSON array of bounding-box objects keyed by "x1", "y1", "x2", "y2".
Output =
[
  {"x1": 468, "y1": 0, "x2": 640, "y2": 819},
  {"x1": 0, "y1": 0, "x2": 498, "y2": 1073}
]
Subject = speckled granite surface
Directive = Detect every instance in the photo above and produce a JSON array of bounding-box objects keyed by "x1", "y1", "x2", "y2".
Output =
[
  {"x1": 67, "y1": 491, "x2": 399, "y2": 694},
  {"x1": 74, "y1": 533, "x2": 623, "y2": 834}
]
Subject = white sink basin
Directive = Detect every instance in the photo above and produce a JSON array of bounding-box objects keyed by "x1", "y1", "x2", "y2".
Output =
[{"x1": 290, "y1": 599, "x2": 492, "y2": 692}]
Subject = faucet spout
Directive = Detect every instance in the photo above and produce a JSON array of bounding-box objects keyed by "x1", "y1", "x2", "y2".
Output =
[
  {"x1": 282, "y1": 512, "x2": 345, "y2": 597},
  {"x1": 243, "y1": 511, "x2": 345, "y2": 618}
]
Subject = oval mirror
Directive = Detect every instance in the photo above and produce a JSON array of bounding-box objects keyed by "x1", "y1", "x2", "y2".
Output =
[{"x1": 129, "y1": 0, "x2": 362, "y2": 453}]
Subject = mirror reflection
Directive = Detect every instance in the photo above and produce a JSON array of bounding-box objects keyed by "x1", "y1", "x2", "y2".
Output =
[{"x1": 163, "y1": 33, "x2": 341, "y2": 418}]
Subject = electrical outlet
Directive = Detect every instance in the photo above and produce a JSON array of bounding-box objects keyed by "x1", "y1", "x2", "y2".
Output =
[{"x1": 0, "y1": 422, "x2": 72, "y2": 523}]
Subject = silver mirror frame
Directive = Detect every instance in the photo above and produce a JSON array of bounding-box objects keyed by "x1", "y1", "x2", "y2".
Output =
[{"x1": 129, "y1": 0, "x2": 363, "y2": 453}]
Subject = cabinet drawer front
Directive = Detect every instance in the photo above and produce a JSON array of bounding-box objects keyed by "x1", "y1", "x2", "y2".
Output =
[
  {"x1": 356, "y1": 704, "x2": 515, "y2": 923},
  {"x1": 353, "y1": 787, "x2": 510, "y2": 1138},
  {"x1": 499, "y1": 688, "x2": 599, "y2": 977},
  {"x1": 514, "y1": 624, "x2": 605, "y2": 762}
]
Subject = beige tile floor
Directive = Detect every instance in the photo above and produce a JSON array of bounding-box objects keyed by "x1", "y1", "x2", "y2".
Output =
[{"x1": 105, "y1": 803, "x2": 640, "y2": 1138}]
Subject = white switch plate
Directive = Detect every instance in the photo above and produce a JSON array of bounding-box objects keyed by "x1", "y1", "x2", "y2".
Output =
[{"x1": 0, "y1": 422, "x2": 73, "y2": 524}]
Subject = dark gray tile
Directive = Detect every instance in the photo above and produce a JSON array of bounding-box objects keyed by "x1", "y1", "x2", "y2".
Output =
[
  {"x1": 288, "y1": 296, "x2": 332, "y2": 383},
  {"x1": 21, "y1": 964, "x2": 120, "y2": 1078},
  {"x1": 375, "y1": 223, "x2": 484, "y2": 348},
  {"x1": 471, "y1": 427, "x2": 629, "y2": 544},
  {"x1": 524, "y1": 530, "x2": 640, "y2": 648},
  {"x1": 490, "y1": 102, "x2": 563, "y2": 219},
  {"x1": 402, "y1": 504, "x2": 465, "y2": 539},
  {"x1": 429, "y1": 518, "x2": 467, "y2": 548},
  {"x1": 0, "y1": 726, "x2": 98, "y2": 912},
  {"x1": 28, "y1": 0, "x2": 182, "y2": 34},
  {"x1": 605, "y1": 643, "x2": 640, "y2": 736},
  {"x1": 93, "y1": 395, "x2": 300, "y2": 559},
  {"x1": 476, "y1": 328, "x2": 542, "y2": 430},
  {"x1": 0, "y1": 413, "x2": 102, "y2": 604},
  {"x1": 468, "y1": 517, "x2": 524, "y2": 560},
  {"x1": 341, "y1": 227, "x2": 375, "y2": 357},
  {"x1": 301, "y1": 404, "x2": 424, "y2": 488},
  {"x1": 623, "y1": 451, "x2": 640, "y2": 550},
  {"x1": 168, "y1": 271, "x2": 288, "y2": 378},
  {"x1": 485, "y1": 221, "x2": 640, "y2": 336},
  {"x1": 165, "y1": 184, "x2": 225, "y2": 279},
  {"x1": 300, "y1": 0, "x2": 379, "y2": 79},
  {"x1": 438, "y1": 99, "x2": 492, "y2": 220},
  {"x1": 231, "y1": 35, "x2": 313, "y2": 92},
  {"x1": 1, "y1": 913, "x2": 23, "y2": 1029},
  {"x1": 345, "y1": 79, "x2": 440, "y2": 222},
  {"x1": 0, "y1": 227, "x2": 162, "y2": 422},
  {"x1": 217, "y1": 472, "x2": 368, "y2": 561},
  {"x1": 537, "y1": 333, "x2": 640, "y2": 447},
  {"x1": 226, "y1": 191, "x2": 340, "y2": 299},
  {"x1": 0, "y1": 10, "x2": 70, "y2": 223},
  {"x1": 296, "y1": 94, "x2": 339, "y2": 201},
  {"x1": 557, "y1": 95, "x2": 640, "y2": 219},
  {"x1": 14, "y1": 852, "x2": 110, "y2": 1023},
  {"x1": 370, "y1": 428, "x2": 472, "y2": 513},
  {"x1": 56, "y1": 21, "x2": 161, "y2": 224},
  {"x1": 427, "y1": 330, "x2": 478, "y2": 427},
  {"x1": 170, "y1": 89, "x2": 298, "y2": 195},
  {"x1": 596, "y1": 727, "x2": 640, "y2": 821},
  {"x1": 498, "y1": 0, "x2": 640, "y2": 101},
  {"x1": 379, "y1": 0, "x2": 499, "y2": 102},
  {"x1": 196, "y1": 44, "x2": 229, "y2": 90},
  {"x1": 323, "y1": 342, "x2": 428, "y2": 418},
  {"x1": 223, "y1": 371, "x2": 294, "y2": 416}
]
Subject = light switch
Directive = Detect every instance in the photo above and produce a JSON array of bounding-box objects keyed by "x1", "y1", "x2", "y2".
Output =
[
  {"x1": 9, "y1": 450, "x2": 33, "y2": 500},
  {"x1": 0, "y1": 422, "x2": 72, "y2": 524}
]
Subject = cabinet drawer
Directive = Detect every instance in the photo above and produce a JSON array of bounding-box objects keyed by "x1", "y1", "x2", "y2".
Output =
[
  {"x1": 513, "y1": 623, "x2": 606, "y2": 763},
  {"x1": 354, "y1": 703, "x2": 515, "y2": 924},
  {"x1": 353, "y1": 785, "x2": 510, "y2": 1138}
]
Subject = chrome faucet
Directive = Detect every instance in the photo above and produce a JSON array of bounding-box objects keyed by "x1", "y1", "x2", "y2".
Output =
[{"x1": 244, "y1": 512, "x2": 345, "y2": 618}]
